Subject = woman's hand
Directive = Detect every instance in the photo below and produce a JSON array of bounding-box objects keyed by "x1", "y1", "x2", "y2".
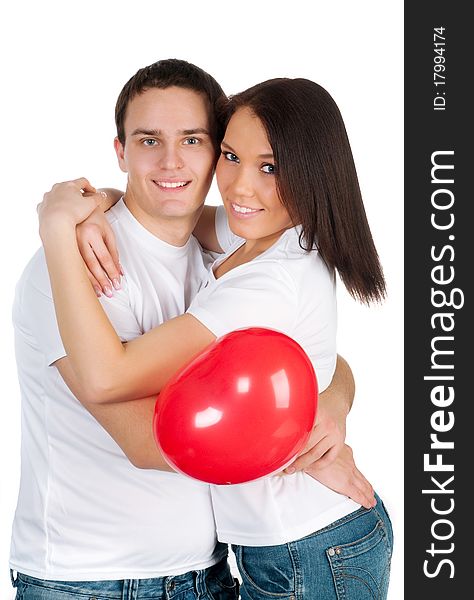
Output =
[
  {"x1": 305, "y1": 444, "x2": 376, "y2": 509},
  {"x1": 38, "y1": 178, "x2": 106, "y2": 238},
  {"x1": 76, "y1": 209, "x2": 122, "y2": 297}
]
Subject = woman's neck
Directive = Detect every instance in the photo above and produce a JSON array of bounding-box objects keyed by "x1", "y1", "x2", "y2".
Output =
[{"x1": 214, "y1": 225, "x2": 291, "y2": 279}]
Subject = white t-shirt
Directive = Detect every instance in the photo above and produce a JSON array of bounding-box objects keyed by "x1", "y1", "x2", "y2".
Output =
[
  {"x1": 10, "y1": 199, "x2": 224, "y2": 580},
  {"x1": 187, "y1": 206, "x2": 360, "y2": 546}
]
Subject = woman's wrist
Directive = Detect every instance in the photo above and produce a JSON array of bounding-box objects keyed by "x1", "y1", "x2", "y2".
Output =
[{"x1": 39, "y1": 217, "x2": 78, "y2": 247}]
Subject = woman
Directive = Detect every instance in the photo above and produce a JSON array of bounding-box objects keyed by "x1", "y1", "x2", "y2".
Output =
[{"x1": 38, "y1": 78, "x2": 393, "y2": 599}]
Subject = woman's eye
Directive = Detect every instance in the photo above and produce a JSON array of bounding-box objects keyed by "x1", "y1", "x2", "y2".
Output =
[
  {"x1": 143, "y1": 139, "x2": 157, "y2": 146},
  {"x1": 184, "y1": 137, "x2": 200, "y2": 145},
  {"x1": 222, "y1": 151, "x2": 239, "y2": 163},
  {"x1": 261, "y1": 163, "x2": 276, "y2": 174}
]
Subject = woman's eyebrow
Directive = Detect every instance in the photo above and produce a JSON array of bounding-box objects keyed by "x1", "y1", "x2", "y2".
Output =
[
  {"x1": 221, "y1": 140, "x2": 235, "y2": 152},
  {"x1": 221, "y1": 140, "x2": 273, "y2": 159}
]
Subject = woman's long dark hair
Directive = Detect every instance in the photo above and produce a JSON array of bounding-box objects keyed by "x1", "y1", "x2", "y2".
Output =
[{"x1": 222, "y1": 78, "x2": 386, "y2": 305}]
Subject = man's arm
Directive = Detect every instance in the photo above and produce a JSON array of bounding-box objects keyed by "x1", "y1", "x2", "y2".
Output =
[
  {"x1": 285, "y1": 355, "x2": 376, "y2": 509},
  {"x1": 57, "y1": 352, "x2": 375, "y2": 507},
  {"x1": 17, "y1": 243, "x2": 169, "y2": 471},
  {"x1": 56, "y1": 357, "x2": 173, "y2": 470},
  {"x1": 286, "y1": 354, "x2": 354, "y2": 473},
  {"x1": 56, "y1": 353, "x2": 356, "y2": 479}
]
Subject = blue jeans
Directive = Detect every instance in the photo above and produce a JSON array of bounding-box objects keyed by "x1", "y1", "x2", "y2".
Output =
[
  {"x1": 232, "y1": 494, "x2": 393, "y2": 599},
  {"x1": 11, "y1": 556, "x2": 239, "y2": 600}
]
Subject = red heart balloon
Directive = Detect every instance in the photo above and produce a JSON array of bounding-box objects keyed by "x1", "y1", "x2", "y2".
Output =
[{"x1": 153, "y1": 327, "x2": 318, "y2": 484}]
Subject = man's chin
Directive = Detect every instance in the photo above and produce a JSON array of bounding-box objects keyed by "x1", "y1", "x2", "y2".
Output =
[{"x1": 156, "y1": 205, "x2": 201, "y2": 220}]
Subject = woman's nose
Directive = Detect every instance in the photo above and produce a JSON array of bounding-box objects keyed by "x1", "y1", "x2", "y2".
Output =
[{"x1": 229, "y1": 168, "x2": 255, "y2": 199}]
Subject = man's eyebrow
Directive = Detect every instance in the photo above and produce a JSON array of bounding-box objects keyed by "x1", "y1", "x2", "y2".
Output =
[
  {"x1": 221, "y1": 140, "x2": 274, "y2": 159},
  {"x1": 130, "y1": 128, "x2": 210, "y2": 137},
  {"x1": 130, "y1": 128, "x2": 161, "y2": 137},
  {"x1": 180, "y1": 128, "x2": 210, "y2": 136}
]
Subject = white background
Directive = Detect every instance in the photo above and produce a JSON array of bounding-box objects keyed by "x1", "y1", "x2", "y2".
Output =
[{"x1": 0, "y1": 1, "x2": 403, "y2": 598}]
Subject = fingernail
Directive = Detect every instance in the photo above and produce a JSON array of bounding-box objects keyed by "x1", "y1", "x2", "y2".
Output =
[
  {"x1": 119, "y1": 263, "x2": 125, "y2": 276},
  {"x1": 112, "y1": 278, "x2": 121, "y2": 290},
  {"x1": 285, "y1": 466, "x2": 296, "y2": 474},
  {"x1": 94, "y1": 287, "x2": 102, "y2": 298},
  {"x1": 104, "y1": 286, "x2": 113, "y2": 298}
]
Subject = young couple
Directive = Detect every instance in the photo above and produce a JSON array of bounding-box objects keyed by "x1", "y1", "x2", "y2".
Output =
[{"x1": 11, "y1": 58, "x2": 393, "y2": 599}]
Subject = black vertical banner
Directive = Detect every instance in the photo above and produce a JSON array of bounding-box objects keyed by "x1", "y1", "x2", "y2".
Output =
[{"x1": 405, "y1": 2, "x2": 470, "y2": 597}]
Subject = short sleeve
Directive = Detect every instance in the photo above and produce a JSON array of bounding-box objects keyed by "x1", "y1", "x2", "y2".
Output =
[
  {"x1": 187, "y1": 265, "x2": 298, "y2": 339},
  {"x1": 215, "y1": 205, "x2": 242, "y2": 252},
  {"x1": 15, "y1": 249, "x2": 143, "y2": 367},
  {"x1": 14, "y1": 249, "x2": 67, "y2": 366},
  {"x1": 98, "y1": 280, "x2": 143, "y2": 342}
]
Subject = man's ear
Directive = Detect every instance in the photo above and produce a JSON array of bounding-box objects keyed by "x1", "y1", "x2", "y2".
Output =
[{"x1": 114, "y1": 137, "x2": 127, "y2": 173}]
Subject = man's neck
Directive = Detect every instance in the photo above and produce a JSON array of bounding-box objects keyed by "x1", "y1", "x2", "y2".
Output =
[{"x1": 123, "y1": 196, "x2": 200, "y2": 247}]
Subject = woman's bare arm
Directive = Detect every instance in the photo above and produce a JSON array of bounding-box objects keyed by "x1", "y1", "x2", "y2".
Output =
[
  {"x1": 99, "y1": 188, "x2": 123, "y2": 209},
  {"x1": 39, "y1": 178, "x2": 216, "y2": 403},
  {"x1": 193, "y1": 205, "x2": 222, "y2": 252},
  {"x1": 78, "y1": 197, "x2": 222, "y2": 296},
  {"x1": 77, "y1": 188, "x2": 124, "y2": 294}
]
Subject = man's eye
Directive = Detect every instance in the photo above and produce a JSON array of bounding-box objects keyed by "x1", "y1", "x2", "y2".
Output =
[
  {"x1": 143, "y1": 139, "x2": 157, "y2": 146},
  {"x1": 184, "y1": 137, "x2": 200, "y2": 145},
  {"x1": 261, "y1": 163, "x2": 276, "y2": 174}
]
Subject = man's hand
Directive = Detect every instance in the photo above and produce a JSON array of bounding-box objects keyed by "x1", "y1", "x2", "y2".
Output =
[
  {"x1": 286, "y1": 402, "x2": 345, "y2": 473},
  {"x1": 305, "y1": 444, "x2": 376, "y2": 509},
  {"x1": 285, "y1": 355, "x2": 354, "y2": 474}
]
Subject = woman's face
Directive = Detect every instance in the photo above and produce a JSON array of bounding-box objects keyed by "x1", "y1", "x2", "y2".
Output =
[{"x1": 216, "y1": 107, "x2": 293, "y2": 244}]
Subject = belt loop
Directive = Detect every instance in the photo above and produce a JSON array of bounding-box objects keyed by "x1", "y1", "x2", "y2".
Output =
[
  {"x1": 130, "y1": 579, "x2": 139, "y2": 599},
  {"x1": 10, "y1": 570, "x2": 18, "y2": 588},
  {"x1": 122, "y1": 578, "x2": 133, "y2": 600},
  {"x1": 122, "y1": 579, "x2": 139, "y2": 600},
  {"x1": 194, "y1": 568, "x2": 206, "y2": 599},
  {"x1": 121, "y1": 579, "x2": 128, "y2": 600}
]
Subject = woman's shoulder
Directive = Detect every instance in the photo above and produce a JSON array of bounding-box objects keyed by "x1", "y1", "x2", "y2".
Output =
[
  {"x1": 264, "y1": 228, "x2": 333, "y2": 281},
  {"x1": 220, "y1": 255, "x2": 299, "y2": 297},
  {"x1": 213, "y1": 227, "x2": 332, "y2": 295}
]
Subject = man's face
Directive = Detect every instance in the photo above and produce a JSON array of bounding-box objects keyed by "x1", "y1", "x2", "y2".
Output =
[{"x1": 115, "y1": 86, "x2": 215, "y2": 230}]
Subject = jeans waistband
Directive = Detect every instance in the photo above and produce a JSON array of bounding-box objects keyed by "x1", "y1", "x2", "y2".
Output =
[{"x1": 11, "y1": 557, "x2": 227, "y2": 599}]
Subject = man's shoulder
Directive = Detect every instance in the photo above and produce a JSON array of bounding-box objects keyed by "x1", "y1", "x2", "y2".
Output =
[
  {"x1": 16, "y1": 247, "x2": 51, "y2": 295},
  {"x1": 105, "y1": 201, "x2": 141, "y2": 252},
  {"x1": 12, "y1": 248, "x2": 55, "y2": 333}
]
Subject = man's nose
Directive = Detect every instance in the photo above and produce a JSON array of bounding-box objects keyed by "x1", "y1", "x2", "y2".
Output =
[{"x1": 158, "y1": 145, "x2": 184, "y2": 170}]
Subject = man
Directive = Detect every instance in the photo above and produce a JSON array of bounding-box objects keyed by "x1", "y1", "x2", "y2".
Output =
[{"x1": 10, "y1": 59, "x2": 371, "y2": 600}]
